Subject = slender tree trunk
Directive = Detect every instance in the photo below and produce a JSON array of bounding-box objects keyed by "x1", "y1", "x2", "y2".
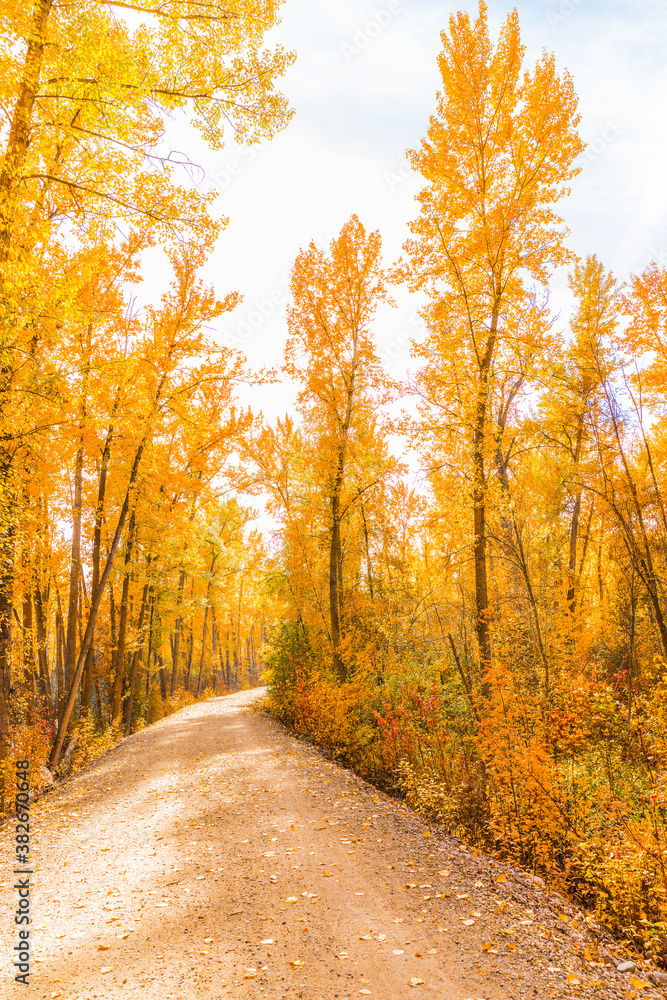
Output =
[
  {"x1": 360, "y1": 502, "x2": 374, "y2": 600},
  {"x1": 64, "y1": 430, "x2": 85, "y2": 693},
  {"x1": 113, "y1": 513, "x2": 135, "y2": 726},
  {"x1": 22, "y1": 575, "x2": 37, "y2": 718},
  {"x1": 185, "y1": 627, "x2": 193, "y2": 691},
  {"x1": 472, "y1": 318, "x2": 498, "y2": 696},
  {"x1": 170, "y1": 567, "x2": 186, "y2": 696},
  {"x1": 33, "y1": 578, "x2": 52, "y2": 715},
  {"x1": 330, "y1": 490, "x2": 344, "y2": 682},
  {"x1": 123, "y1": 573, "x2": 151, "y2": 735},
  {"x1": 196, "y1": 604, "x2": 209, "y2": 696},
  {"x1": 82, "y1": 420, "x2": 113, "y2": 718},
  {"x1": 55, "y1": 608, "x2": 64, "y2": 711},
  {"x1": 566, "y1": 412, "x2": 585, "y2": 613},
  {"x1": 142, "y1": 592, "x2": 156, "y2": 724}
]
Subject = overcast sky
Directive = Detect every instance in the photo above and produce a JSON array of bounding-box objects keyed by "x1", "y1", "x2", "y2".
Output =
[{"x1": 162, "y1": 0, "x2": 667, "y2": 420}]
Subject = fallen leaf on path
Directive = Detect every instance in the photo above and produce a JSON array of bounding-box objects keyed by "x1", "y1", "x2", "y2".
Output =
[
  {"x1": 97, "y1": 944, "x2": 111, "y2": 951},
  {"x1": 285, "y1": 897, "x2": 298, "y2": 904},
  {"x1": 321, "y1": 871, "x2": 333, "y2": 877},
  {"x1": 566, "y1": 973, "x2": 580, "y2": 985},
  {"x1": 243, "y1": 968, "x2": 257, "y2": 978},
  {"x1": 629, "y1": 978, "x2": 649, "y2": 990},
  {"x1": 290, "y1": 958, "x2": 305, "y2": 967}
]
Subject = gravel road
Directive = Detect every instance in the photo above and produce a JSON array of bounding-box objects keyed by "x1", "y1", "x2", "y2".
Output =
[{"x1": 0, "y1": 689, "x2": 664, "y2": 999}]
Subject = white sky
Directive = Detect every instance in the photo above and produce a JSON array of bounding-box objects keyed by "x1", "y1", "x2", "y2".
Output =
[{"x1": 157, "y1": 0, "x2": 667, "y2": 423}]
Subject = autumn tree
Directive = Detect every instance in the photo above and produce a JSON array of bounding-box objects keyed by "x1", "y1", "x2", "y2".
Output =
[
  {"x1": 400, "y1": 1, "x2": 583, "y2": 689},
  {"x1": 284, "y1": 216, "x2": 395, "y2": 682}
]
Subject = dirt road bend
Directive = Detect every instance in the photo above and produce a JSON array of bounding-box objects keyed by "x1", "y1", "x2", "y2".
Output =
[{"x1": 0, "y1": 689, "x2": 663, "y2": 1000}]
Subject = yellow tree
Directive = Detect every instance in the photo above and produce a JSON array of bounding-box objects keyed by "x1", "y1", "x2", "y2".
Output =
[
  {"x1": 400, "y1": 1, "x2": 583, "y2": 687},
  {"x1": 285, "y1": 216, "x2": 394, "y2": 682}
]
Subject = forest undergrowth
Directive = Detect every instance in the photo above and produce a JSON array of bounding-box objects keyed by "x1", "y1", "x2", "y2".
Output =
[{"x1": 265, "y1": 626, "x2": 667, "y2": 967}]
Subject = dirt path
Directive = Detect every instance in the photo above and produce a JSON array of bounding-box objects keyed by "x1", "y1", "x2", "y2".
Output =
[{"x1": 1, "y1": 689, "x2": 664, "y2": 1000}]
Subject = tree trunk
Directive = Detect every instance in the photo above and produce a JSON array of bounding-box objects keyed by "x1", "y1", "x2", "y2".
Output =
[
  {"x1": 123, "y1": 575, "x2": 151, "y2": 735},
  {"x1": 113, "y1": 513, "x2": 135, "y2": 726},
  {"x1": 170, "y1": 567, "x2": 186, "y2": 696},
  {"x1": 64, "y1": 430, "x2": 85, "y2": 693},
  {"x1": 329, "y1": 490, "x2": 344, "y2": 682},
  {"x1": 472, "y1": 319, "x2": 498, "y2": 696},
  {"x1": 33, "y1": 578, "x2": 52, "y2": 715},
  {"x1": 82, "y1": 419, "x2": 113, "y2": 718},
  {"x1": 566, "y1": 412, "x2": 585, "y2": 613}
]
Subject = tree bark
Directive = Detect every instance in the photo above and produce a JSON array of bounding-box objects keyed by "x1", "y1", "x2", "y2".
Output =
[
  {"x1": 566, "y1": 411, "x2": 585, "y2": 613},
  {"x1": 112, "y1": 512, "x2": 135, "y2": 726},
  {"x1": 170, "y1": 567, "x2": 186, "y2": 696},
  {"x1": 82, "y1": 420, "x2": 113, "y2": 717},
  {"x1": 64, "y1": 430, "x2": 85, "y2": 693},
  {"x1": 123, "y1": 573, "x2": 151, "y2": 735},
  {"x1": 472, "y1": 314, "x2": 498, "y2": 696}
]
